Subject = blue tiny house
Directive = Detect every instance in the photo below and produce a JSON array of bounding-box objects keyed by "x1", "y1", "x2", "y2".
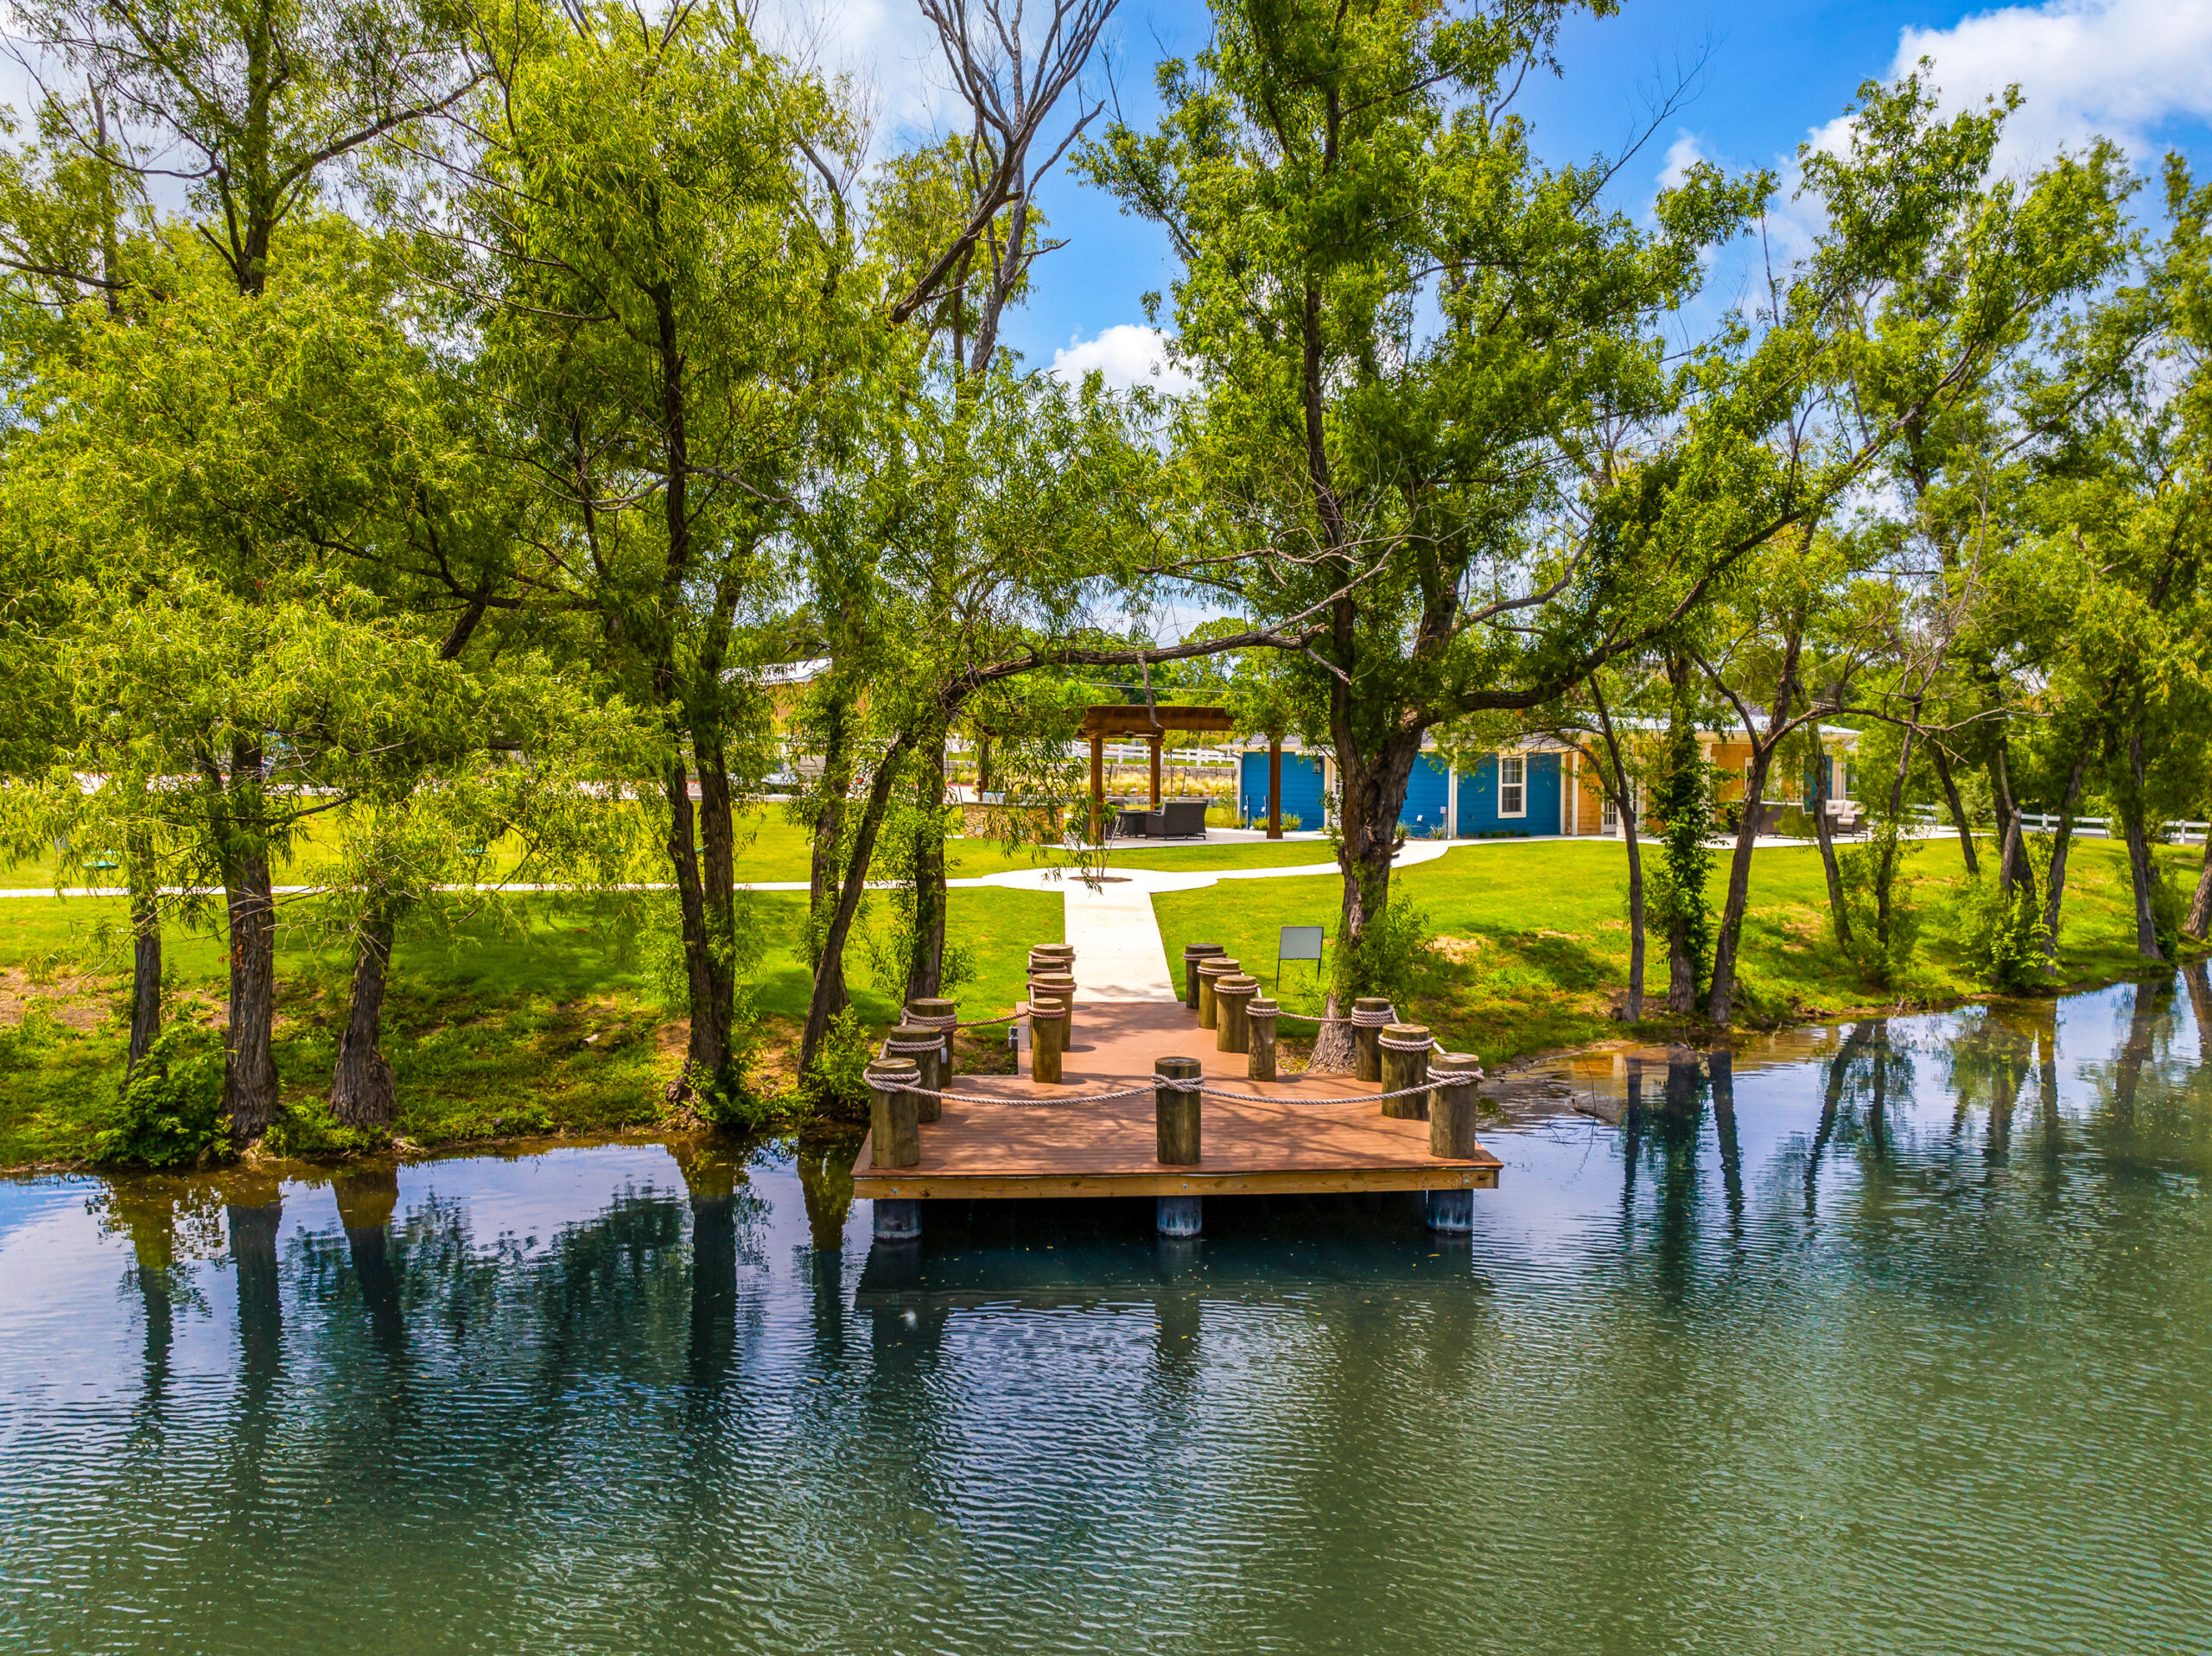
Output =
[
  {"x1": 1238, "y1": 750, "x2": 1325, "y2": 828},
  {"x1": 1402, "y1": 752, "x2": 1452, "y2": 837},
  {"x1": 1455, "y1": 752, "x2": 1561, "y2": 837}
]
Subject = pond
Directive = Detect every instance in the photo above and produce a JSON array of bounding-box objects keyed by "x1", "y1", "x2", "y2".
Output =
[{"x1": 3, "y1": 972, "x2": 2210, "y2": 1654}]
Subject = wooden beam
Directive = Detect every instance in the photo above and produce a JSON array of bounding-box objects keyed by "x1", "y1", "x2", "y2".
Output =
[
  {"x1": 850, "y1": 1165, "x2": 1501, "y2": 1200},
  {"x1": 1148, "y1": 736, "x2": 1162, "y2": 809}
]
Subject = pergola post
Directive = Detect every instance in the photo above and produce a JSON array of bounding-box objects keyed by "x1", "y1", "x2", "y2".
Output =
[
  {"x1": 1090, "y1": 733, "x2": 1105, "y2": 843},
  {"x1": 1148, "y1": 735, "x2": 1162, "y2": 809},
  {"x1": 1268, "y1": 733, "x2": 1283, "y2": 839}
]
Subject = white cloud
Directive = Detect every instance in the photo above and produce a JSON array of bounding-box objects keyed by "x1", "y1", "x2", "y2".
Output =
[
  {"x1": 1885, "y1": 0, "x2": 2212, "y2": 170},
  {"x1": 1049, "y1": 324, "x2": 1197, "y2": 395},
  {"x1": 1657, "y1": 129, "x2": 1707, "y2": 190}
]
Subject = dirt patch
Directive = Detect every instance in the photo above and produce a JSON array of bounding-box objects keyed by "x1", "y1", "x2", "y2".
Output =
[
  {"x1": 0, "y1": 966, "x2": 111, "y2": 1031},
  {"x1": 1429, "y1": 935, "x2": 1482, "y2": 965}
]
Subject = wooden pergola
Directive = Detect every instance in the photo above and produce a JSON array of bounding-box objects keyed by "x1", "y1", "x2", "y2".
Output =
[{"x1": 1077, "y1": 703, "x2": 1236, "y2": 832}]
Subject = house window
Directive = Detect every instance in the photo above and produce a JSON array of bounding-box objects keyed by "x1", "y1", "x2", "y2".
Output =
[{"x1": 1498, "y1": 753, "x2": 1526, "y2": 817}]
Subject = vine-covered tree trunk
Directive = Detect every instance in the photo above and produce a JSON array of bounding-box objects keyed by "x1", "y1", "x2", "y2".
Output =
[
  {"x1": 329, "y1": 903, "x2": 399, "y2": 1126},
  {"x1": 664, "y1": 760, "x2": 734, "y2": 1088},
  {"x1": 1656, "y1": 658, "x2": 1706, "y2": 1017}
]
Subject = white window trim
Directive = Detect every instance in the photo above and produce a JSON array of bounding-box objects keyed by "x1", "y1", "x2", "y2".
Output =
[{"x1": 1497, "y1": 752, "x2": 1527, "y2": 819}]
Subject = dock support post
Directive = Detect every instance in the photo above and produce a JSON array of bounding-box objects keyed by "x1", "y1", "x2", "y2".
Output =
[
  {"x1": 1424, "y1": 1190, "x2": 1473, "y2": 1233},
  {"x1": 1216, "y1": 975, "x2": 1258, "y2": 1053},
  {"x1": 1032, "y1": 972, "x2": 1077, "y2": 1039},
  {"x1": 873, "y1": 1199, "x2": 923, "y2": 1241},
  {"x1": 1352, "y1": 999, "x2": 1392, "y2": 1082},
  {"x1": 867, "y1": 1058, "x2": 921, "y2": 1169},
  {"x1": 1154, "y1": 1055, "x2": 1203, "y2": 1164},
  {"x1": 887, "y1": 1025, "x2": 944, "y2": 1122},
  {"x1": 1155, "y1": 1195, "x2": 1203, "y2": 1237},
  {"x1": 907, "y1": 997, "x2": 957, "y2": 1078},
  {"x1": 1197, "y1": 958, "x2": 1239, "y2": 1030},
  {"x1": 1429, "y1": 1051, "x2": 1484, "y2": 1158},
  {"x1": 1379, "y1": 1024, "x2": 1432, "y2": 1120},
  {"x1": 1029, "y1": 999, "x2": 1066, "y2": 1083},
  {"x1": 1247, "y1": 999, "x2": 1279, "y2": 1081},
  {"x1": 1182, "y1": 943, "x2": 1225, "y2": 1010}
]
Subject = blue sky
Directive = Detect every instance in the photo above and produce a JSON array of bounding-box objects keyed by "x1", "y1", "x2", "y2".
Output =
[{"x1": 880, "y1": 0, "x2": 2212, "y2": 384}]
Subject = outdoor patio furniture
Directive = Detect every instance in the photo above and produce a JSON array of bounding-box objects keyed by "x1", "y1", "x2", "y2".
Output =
[
  {"x1": 1112, "y1": 808, "x2": 1151, "y2": 838},
  {"x1": 1145, "y1": 799, "x2": 1210, "y2": 840}
]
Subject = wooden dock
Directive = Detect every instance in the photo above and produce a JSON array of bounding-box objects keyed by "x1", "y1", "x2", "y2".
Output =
[{"x1": 850, "y1": 1000, "x2": 1503, "y2": 1203}]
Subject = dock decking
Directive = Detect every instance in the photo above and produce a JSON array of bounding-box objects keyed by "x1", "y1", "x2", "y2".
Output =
[{"x1": 850, "y1": 1000, "x2": 1503, "y2": 1201}]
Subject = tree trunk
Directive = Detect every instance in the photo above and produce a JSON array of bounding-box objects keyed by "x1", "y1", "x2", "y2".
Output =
[
  {"x1": 1588, "y1": 684, "x2": 1645, "y2": 1020},
  {"x1": 219, "y1": 743, "x2": 281, "y2": 1142},
  {"x1": 2042, "y1": 753, "x2": 2091, "y2": 970},
  {"x1": 1707, "y1": 743, "x2": 1775, "y2": 1027},
  {"x1": 799, "y1": 734, "x2": 912, "y2": 1074},
  {"x1": 126, "y1": 826, "x2": 161, "y2": 1080},
  {"x1": 1930, "y1": 746, "x2": 1978, "y2": 875},
  {"x1": 693, "y1": 722, "x2": 741, "y2": 1083},
  {"x1": 2187, "y1": 820, "x2": 2212, "y2": 941},
  {"x1": 1873, "y1": 707, "x2": 1920, "y2": 958},
  {"x1": 328, "y1": 902, "x2": 399, "y2": 1127},
  {"x1": 1306, "y1": 724, "x2": 1421, "y2": 1073},
  {"x1": 906, "y1": 723, "x2": 949, "y2": 1003},
  {"x1": 1622, "y1": 799, "x2": 1646, "y2": 1021},
  {"x1": 664, "y1": 759, "x2": 734, "y2": 1089},
  {"x1": 1992, "y1": 745, "x2": 2036, "y2": 910},
  {"x1": 807, "y1": 689, "x2": 854, "y2": 977},
  {"x1": 2120, "y1": 727, "x2": 2164, "y2": 961},
  {"x1": 1810, "y1": 746, "x2": 1852, "y2": 946}
]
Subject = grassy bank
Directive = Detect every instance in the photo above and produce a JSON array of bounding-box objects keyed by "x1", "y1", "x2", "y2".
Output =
[
  {"x1": 1152, "y1": 835, "x2": 2209, "y2": 1067},
  {"x1": 0, "y1": 883, "x2": 1058, "y2": 1167}
]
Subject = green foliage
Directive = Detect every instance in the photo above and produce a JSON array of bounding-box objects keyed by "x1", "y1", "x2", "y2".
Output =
[
  {"x1": 802, "y1": 1006, "x2": 875, "y2": 1118},
  {"x1": 1836, "y1": 826, "x2": 1924, "y2": 988},
  {"x1": 92, "y1": 1024, "x2": 227, "y2": 1168},
  {"x1": 259, "y1": 1094, "x2": 390, "y2": 1159},
  {"x1": 1949, "y1": 864, "x2": 2055, "y2": 993},
  {"x1": 1331, "y1": 875, "x2": 1434, "y2": 1011},
  {"x1": 1651, "y1": 710, "x2": 1716, "y2": 987}
]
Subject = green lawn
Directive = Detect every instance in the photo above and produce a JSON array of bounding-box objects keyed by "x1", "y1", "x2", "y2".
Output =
[
  {"x1": 0, "y1": 881, "x2": 1058, "y2": 1166},
  {"x1": 1152, "y1": 835, "x2": 2209, "y2": 1068}
]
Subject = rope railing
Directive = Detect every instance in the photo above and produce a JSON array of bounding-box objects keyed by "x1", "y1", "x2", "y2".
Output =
[{"x1": 878, "y1": 1072, "x2": 1466, "y2": 1111}]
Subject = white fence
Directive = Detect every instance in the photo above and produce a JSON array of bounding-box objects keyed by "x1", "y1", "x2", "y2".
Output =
[{"x1": 1911, "y1": 803, "x2": 2209, "y2": 845}]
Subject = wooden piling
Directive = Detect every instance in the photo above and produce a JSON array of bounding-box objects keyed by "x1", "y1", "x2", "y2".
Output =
[
  {"x1": 886, "y1": 1024, "x2": 944, "y2": 1122},
  {"x1": 1215, "y1": 974, "x2": 1259, "y2": 1053},
  {"x1": 906, "y1": 997, "x2": 957, "y2": 1076},
  {"x1": 867, "y1": 1058, "x2": 921, "y2": 1169},
  {"x1": 1154, "y1": 1054, "x2": 1203, "y2": 1164},
  {"x1": 1181, "y1": 943, "x2": 1225, "y2": 1009},
  {"x1": 1032, "y1": 973, "x2": 1077, "y2": 1037},
  {"x1": 1352, "y1": 997, "x2": 1393, "y2": 1082},
  {"x1": 1378, "y1": 1023, "x2": 1432, "y2": 1120},
  {"x1": 1029, "y1": 997, "x2": 1066, "y2": 1083},
  {"x1": 1196, "y1": 957, "x2": 1239, "y2": 1030},
  {"x1": 1247, "y1": 998, "x2": 1279, "y2": 1081},
  {"x1": 1428, "y1": 1050, "x2": 1484, "y2": 1158}
]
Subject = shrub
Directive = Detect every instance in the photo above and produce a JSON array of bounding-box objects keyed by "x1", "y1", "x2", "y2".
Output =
[
  {"x1": 802, "y1": 1006, "x2": 875, "y2": 1118},
  {"x1": 94, "y1": 1024, "x2": 228, "y2": 1168},
  {"x1": 1332, "y1": 885, "x2": 1434, "y2": 1011},
  {"x1": 1834, "y1": 826, "x2": 1922, "y2": 989},
  {"x1": 1948, "y1": 869, "x2": 2051, "y2": 993},
  {"x1": 260, "y1": 1094, "x2": 390, "y2": 1159}
]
